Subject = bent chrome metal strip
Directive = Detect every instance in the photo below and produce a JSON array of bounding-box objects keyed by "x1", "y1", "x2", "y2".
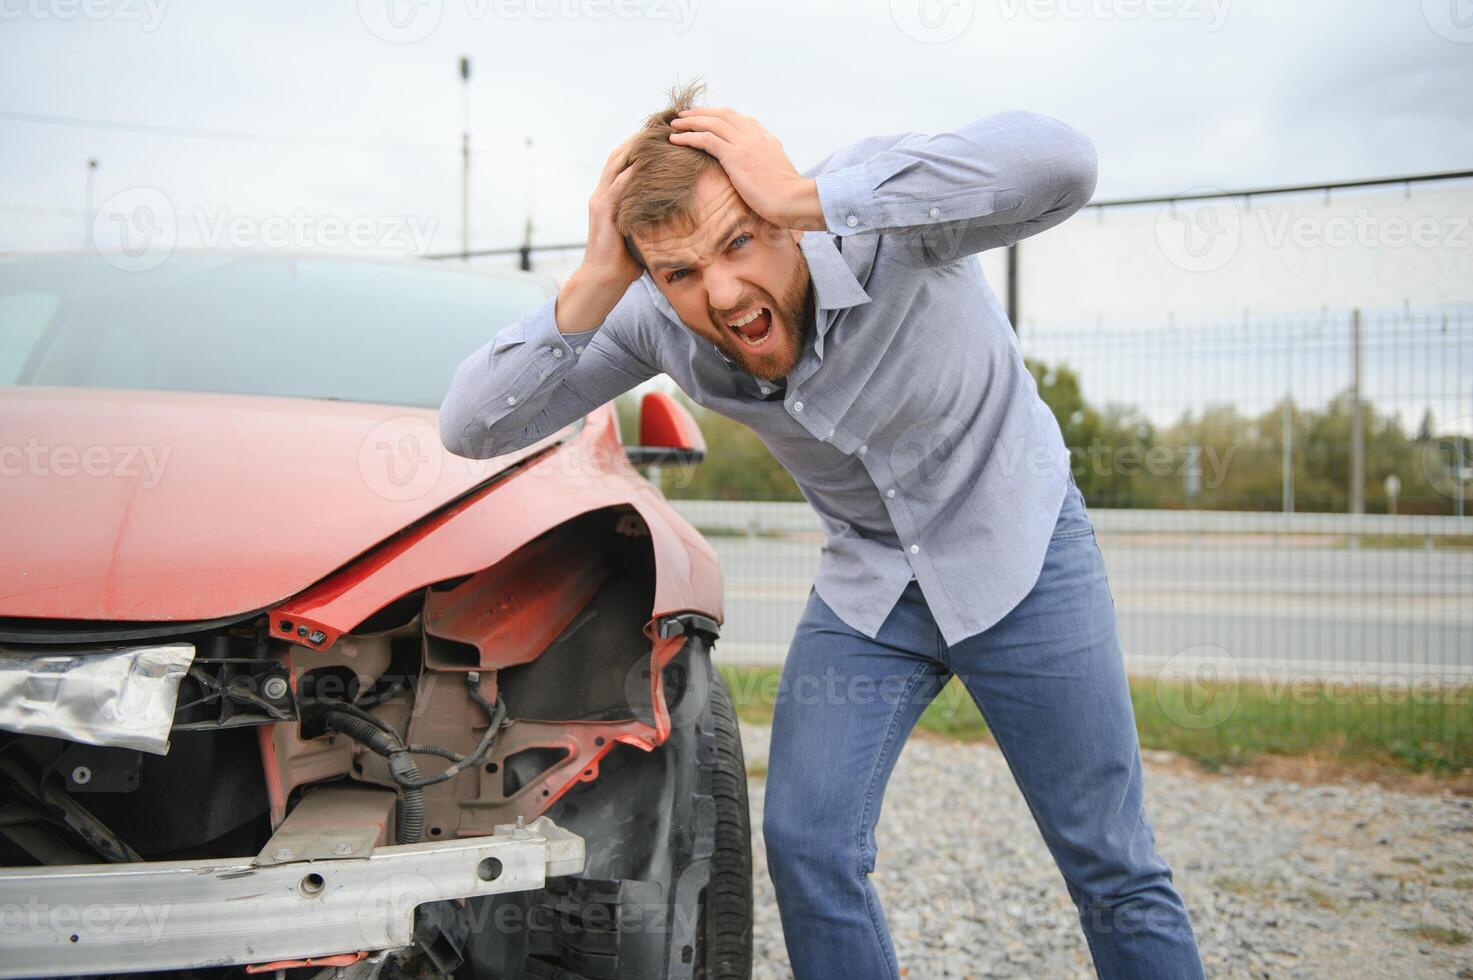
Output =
[
  {"x1": 0, "y1": 817, "x2": 584, "y2": 978},
  {"x1": 0, "y1": 642, "x2": 194, "y2": 755}
]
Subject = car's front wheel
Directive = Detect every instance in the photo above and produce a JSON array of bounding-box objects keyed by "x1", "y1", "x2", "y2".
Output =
[{"x1": 693, "y1": 669, "x2": 754, "y2": 979}]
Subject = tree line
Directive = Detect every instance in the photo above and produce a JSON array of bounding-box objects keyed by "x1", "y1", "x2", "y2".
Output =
[{"x1": 617, "y1": 361, "x2": 1471, "y2": 515}]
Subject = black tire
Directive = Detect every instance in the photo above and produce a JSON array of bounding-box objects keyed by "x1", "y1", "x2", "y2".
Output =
[{"x1": 695, "y1": 669, "x2": 754, "y2": 980}]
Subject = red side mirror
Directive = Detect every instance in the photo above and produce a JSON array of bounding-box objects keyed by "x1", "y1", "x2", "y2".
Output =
[{"x1": 627, "y1": 390, "x2": 706, "y2": 466}]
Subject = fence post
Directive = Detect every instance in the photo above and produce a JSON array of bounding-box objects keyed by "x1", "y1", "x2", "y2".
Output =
[
  {"x1": 1282, "y1": 334, "x2": 1294, "y2": 514},
  {"x1": 1350, "y1": 308, "x2": 1364, "y2": 518}
]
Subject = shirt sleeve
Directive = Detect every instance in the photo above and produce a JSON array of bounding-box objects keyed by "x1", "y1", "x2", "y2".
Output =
[
  {"x1": 809, "y1": 110, "x2": 1097, "y2": 263},
  {"x1": 438, "y1": 285, "x2": 660, "y2": 460}
]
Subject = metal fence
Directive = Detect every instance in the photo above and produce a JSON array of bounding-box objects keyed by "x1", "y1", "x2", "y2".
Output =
[{"x1": 1018, "y1": 308, "x2": 1472, "y2": 516}]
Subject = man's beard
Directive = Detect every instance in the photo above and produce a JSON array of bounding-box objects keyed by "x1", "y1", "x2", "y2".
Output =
[{"x1": 705, "y1": 250, "x2": 814, "y2": 382}]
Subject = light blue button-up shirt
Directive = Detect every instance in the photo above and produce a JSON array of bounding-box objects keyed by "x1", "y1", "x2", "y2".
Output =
[{"x1": 440, "y1": 110, "x2": 1098, "y2": 646}]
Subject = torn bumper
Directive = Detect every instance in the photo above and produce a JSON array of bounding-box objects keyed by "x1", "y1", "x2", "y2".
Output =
[{"x1": 0, "y1": 816, "x2": 584, "y2": 978}]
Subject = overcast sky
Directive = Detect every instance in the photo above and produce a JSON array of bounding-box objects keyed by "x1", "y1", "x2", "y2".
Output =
[{"x1": 3, "y1": 0, "x2": 1472, "y2": 258}]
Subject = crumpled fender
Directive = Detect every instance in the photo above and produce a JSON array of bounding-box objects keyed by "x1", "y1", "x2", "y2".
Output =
[{"x1": 266, "y1": 407, "x2": 722, "y2": 652}]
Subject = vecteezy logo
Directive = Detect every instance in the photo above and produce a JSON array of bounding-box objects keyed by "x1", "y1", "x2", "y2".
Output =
[
  {"x1": 622, "y1": 641, "x2": 711, "y2": 734},
  {"x1": 890, "y1": 0, "x2": 974, "y2": 42},
  {"x1": 1423, "y1": 0, "x2": 1473, "y2": 42},
  {"x1": 1373, "y1": 240, "x2": 1443, "y2": 294},
  {"x1": 358, "y1": 416, "x2": 443, "y2": 501},
  {"x1": 1154, "y1": 192, "x2": 1241, "y2": 274},
  {"x1": 886, "y1": 872, "x2": 979, "y2": 968},
  {"x1": 92, "y1": 187, "x2": 176, "y2": 273},
  {"x1": 1408, "y1": 873, "x2": 1473, "y2": 949},
  {"x1": 358, "y1": 0, "x2": 444, "y2": 43},
  {"x1": 888, "y1": 413, "x2": 977, "y2": 502},
  {"x1": 1154, "y1": 645, "x2": 1240, "y2": 730},
  {"x1": 1419, "y1": 415, "x2": 1473, "y2": 505},
  {"x1": 356, "y1": 872, "x2": 438, "y2": 947},
  {"x1": 84, "y1": 652, "x2": 167, "y2": 734}
]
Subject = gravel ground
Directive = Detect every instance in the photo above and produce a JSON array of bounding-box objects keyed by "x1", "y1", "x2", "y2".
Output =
[{"x1": 740, "y1": 724, "x2": 1473, "y2": 979}]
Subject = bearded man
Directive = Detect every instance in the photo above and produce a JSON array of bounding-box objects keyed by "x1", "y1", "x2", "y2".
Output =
[{"x1": 440, "y1": 82, "x2": 1204, "y2": 980}]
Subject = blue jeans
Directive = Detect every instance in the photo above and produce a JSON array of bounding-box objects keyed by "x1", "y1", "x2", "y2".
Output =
[{"x1": 763, "y1": 479, "x2": 1204, "y2": 979}]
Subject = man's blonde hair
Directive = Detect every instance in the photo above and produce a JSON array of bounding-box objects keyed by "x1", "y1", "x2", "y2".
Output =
[{"x1": 614, "y1": 78, "x2": 720, "y2": 245}]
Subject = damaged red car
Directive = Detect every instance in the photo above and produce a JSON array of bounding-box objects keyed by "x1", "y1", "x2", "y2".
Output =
[{"x1": 0, "y1": 252, "x2": 753, "y2": 980}]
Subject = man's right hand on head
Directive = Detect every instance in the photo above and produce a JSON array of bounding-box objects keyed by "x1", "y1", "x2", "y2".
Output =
[{"x1": 555, "y1": 134, "x2": 644, "y2": 334}]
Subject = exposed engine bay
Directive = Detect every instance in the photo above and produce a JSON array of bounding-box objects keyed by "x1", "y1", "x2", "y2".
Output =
[{"x1": 0, "y1": 506, "x2": 727, "y2": 979}]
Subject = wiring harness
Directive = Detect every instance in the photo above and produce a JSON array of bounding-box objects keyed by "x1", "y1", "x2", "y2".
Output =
[{"x1": 322, "y1": 671, "x2": 506, "y2": 844}]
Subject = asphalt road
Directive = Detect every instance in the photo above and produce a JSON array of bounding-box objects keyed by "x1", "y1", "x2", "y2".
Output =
[{"x1": 706, "y1": 535, "x2": 1473, "y2": 680}]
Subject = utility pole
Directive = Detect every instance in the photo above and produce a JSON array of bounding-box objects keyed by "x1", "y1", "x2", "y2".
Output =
[
  {"x1": 1006, "y1": 244, "x2": 1019, "y2": 333},
  {"x1": 460, "y1": 56, "x2": 471, "y2": 261},
  {"x1": 82, "y1": 158, "x2": 97, "y2": 248},
  {"x1": 520, "y1": 135, "x2": 533, "y2": 272}
]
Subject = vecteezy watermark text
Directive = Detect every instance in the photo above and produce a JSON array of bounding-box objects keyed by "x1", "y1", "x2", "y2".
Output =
[
  {"x1": 91, "y1": 187, "x2": 440, "y2": 272},
  {"x1": 195, "y1": 208, "x2": 437, "y2": 254},
  {"x1": 0, "y1": 0, "x2": 167, "y2": 30},
  {"x1": 1155, "y1": 193, "x2": 1472, "y2": 274},
  {"x1": 1, "y1": 439, "x2": 171, "y2": 489},
  {"x1": 357, "y1": 0, "x2": 698, "y2": 43},
  {"x1": 0, "y1": 897, "x2": 171, "y2": 941},
  {"x1": 997, "y1": 0, "x2": 1232, "y2": 30}
]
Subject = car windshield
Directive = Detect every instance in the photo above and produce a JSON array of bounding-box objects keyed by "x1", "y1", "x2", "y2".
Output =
[{"x1": 0, "y1": 253, "x2": 552, "y2": 408}]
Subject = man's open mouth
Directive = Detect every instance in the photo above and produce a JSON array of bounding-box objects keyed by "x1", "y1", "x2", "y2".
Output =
[{"x1": 726, "y1": 306, "x2": 774, "y2": 350}]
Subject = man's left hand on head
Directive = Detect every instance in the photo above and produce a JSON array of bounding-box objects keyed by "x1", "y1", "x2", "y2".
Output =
[{"x1": 668, "y1": 107, "x2": 825, "y2": 233}]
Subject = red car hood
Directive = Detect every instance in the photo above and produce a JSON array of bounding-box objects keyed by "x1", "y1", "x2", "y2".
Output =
[{"x1": 0, "y1": 386, "x2": 546, "y2": 622}]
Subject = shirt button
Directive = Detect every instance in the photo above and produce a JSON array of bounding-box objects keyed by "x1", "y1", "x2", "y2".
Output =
[
  {"x1": 845, "y1": 214, "x2": 858, "y2": 228},
  {"x1": 909, "y1": 544, "x2": 920, "y2": 554},
  {"x1": 858, "y1": 444, "x2": 868, "y2": 455},
  {"x1": 759, "y1": 385, "x2": 770, "y2": 395},
  {"x1": 572, "y1": 346, "x2": 583, "y2": 355},
  {"x1": 827, "y1": 428, "x2": 835, "y2": 439},
  {"x1": 885, "y1": 489, "x2": 896, "y2": 498},
  {"x1": 928, "y1": 207, "x2": 940, "y2": 219},
  {"x1": 792, "y1": 401, "x2": 804, "y2": 412},
  {"x1": 505, "y1": 395, "x2": 517, "y2": 406},
  {"x1": 552, "y1": 348, "x2": 564, "y2": 358}
]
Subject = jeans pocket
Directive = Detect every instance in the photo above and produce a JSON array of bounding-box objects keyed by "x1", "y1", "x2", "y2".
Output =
[{"x1": 1050, "y1": 483, "x2": 1095, "y2": 540}]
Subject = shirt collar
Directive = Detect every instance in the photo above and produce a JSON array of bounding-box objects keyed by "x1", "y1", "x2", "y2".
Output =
[
  {"x1": 639, "y1": 231, "x2": 872, "y2": 369},
  {"x1": 799, "y1": 231, "x2": 872, "y2": 316},
  {"x1": 799, "y1": 231, "x2": 872, "y2": 361}
]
